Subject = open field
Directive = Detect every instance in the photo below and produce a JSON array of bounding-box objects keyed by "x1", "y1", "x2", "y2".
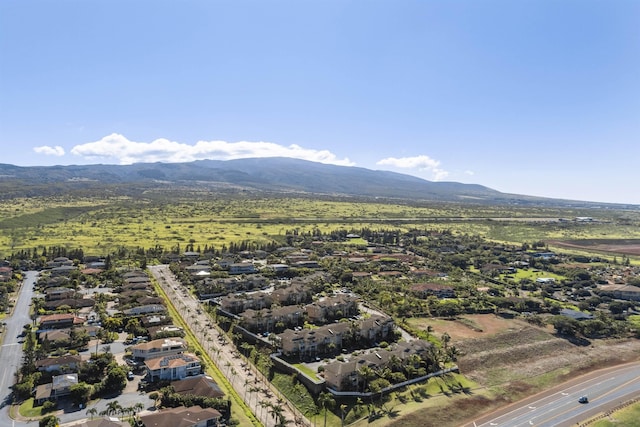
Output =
[
  {"x1": 548, "y1": 238, "x2": 640, "y2": 256},
  {"x1": 2, "y1": 196, "x2": 640, "y2": 258}
]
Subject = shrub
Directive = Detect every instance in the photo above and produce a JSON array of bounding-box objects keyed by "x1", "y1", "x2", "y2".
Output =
[{"x1": 41, "y1": 400, "x2": 57, "y2": 413}]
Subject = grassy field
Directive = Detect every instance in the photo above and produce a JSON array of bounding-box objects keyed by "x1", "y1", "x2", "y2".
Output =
[{"x1": 2, "y1": 196, "x2": 640, "y2": 258}]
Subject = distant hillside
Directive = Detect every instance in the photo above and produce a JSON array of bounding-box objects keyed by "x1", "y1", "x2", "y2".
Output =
[{"x1": 0, "y1": 157, "x2": 634, "y2": 209}]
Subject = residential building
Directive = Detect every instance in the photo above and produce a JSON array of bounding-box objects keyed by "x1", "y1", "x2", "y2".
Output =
[
  {"x1": 35, "y1": 354, "x2": 82, "y2": 373},
  {"x1": 409, "y1": 283, "x2": 455, "y2": 299},
  {"x1": 240, "y1": 305, "x2": 305, "y2": 333},
  {"x1": 140, "y1": 405, "x2": 221, "y2": 427},
  {"x1": 305, "y1": 295, "x2": 358, "y2": 324},
  {"x1": 171, "y1": 375, "x2": 225, "y2": 399},
  {"x1": 123, "y1": 304, "x2": 167, "y2": 316},
  {"x1": 228, "y1": 263, "x2": 257, "y2": 275},
  {"x1": 45, "y1": 287, "x2": 75, "y2": 301},
  {"x1": 144, "y1": 353, "x2": 202, "y2": 382},
  {"x1": 34, "y1": 373, "x2": 78, "y2": 404},
  {"x1": 599, "y1": 284, "x2": 640, "y2": 302},
  {"x1": 278, "y1": 322, "x2": 352, "y2": 358},
  {"x1": 38, "y1": 313, "x2": 85, "y2": 330},
  {"x1": 131, "y1": 338, "x2": 188, "y2": 361},
  {"x1": 323, "y1": 340, "x2": 432, "y2": 391}
]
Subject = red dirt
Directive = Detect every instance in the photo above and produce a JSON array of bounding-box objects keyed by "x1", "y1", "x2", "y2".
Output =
[{"x1": 548, "y1": 239, "x2": 640, "y2": 256}]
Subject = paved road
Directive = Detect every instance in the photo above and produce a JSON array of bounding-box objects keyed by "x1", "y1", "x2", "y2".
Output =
[
  {"x1": 464, "y1": 363, "x2": 640, "y2": 427},
  {"x1": 0, "y1": 271, "x2": 38, "y2": 427},
  {"x1": 148, "y1": 264, "x2": 311, "y2": 427}
]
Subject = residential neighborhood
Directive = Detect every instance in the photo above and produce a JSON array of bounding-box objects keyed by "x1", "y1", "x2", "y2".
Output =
[{"x1": 2, "y1": 226, "x2": 640, "y2": 427}]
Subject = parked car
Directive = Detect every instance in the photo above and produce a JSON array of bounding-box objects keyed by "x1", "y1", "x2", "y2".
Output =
[{"x1": 127, "y1": 371, "x2": 135, "y2": 381}]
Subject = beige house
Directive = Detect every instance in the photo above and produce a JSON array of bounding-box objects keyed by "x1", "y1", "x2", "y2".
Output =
[
  {"x1": 131, "y1": 338, "x2": 188, "y2": 361},
  {"x1": 599, "y1": 284, "x2": 640, "y2": 301},
  {"x1": 35, "y1": 373, "x2": 78, "y2": 404},
  {"x1": 240, "y1": 305, "x2": 305, "y2": 332},
  {"x1": 35, "y1": 354, "x2": 82, "y2": 373},
  {"x1": 278, "y1": 322, "x2": 351, "y2": 358},
  {"x1": 305, "y1": 295, "x2": 358, "y2": 323},
  {"x1": 144, "y1": 353, "x2": 202, "y2": 382},
  {"x1": 140, "y1": 405, "x2": 221, "y2": 427}
]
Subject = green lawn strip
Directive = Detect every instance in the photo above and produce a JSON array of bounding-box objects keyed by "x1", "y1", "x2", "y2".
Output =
[
  {"x1": 151, "y1": 277, "x2": 260, "y2": 427},
  {"x1": 543, "y1": 297, "x2": 581, "y2": 311},
  {"x1": 505, "y1": 269, "x2": 566, "y2": 282},
  {"x1": 591, "y1": 401, "x2": 640, "y2": 427},
  {"x1": 18, "y1": 398, "x2": 42, "y2": 418},
  {"x1": 291, "y1": 363, "x2": 320, "y2": 380}
]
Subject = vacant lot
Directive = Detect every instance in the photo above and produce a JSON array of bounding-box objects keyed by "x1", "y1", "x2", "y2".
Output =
[
  {"x1": 407, "y1": 314, "x2": 521, "y2": 340},
  {"x1": 549, "y1": 238, "x2": 640, "y2": 256},
  {"x1": 400, "y1": 314, "x2": 640, "y2": 427}
]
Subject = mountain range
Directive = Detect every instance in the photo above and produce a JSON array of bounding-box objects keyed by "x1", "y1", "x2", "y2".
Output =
[{"x1": 0, "y1": 158, "x2": 634, "y2": 209}]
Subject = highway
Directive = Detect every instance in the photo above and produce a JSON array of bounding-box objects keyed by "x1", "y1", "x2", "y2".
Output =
[
  {"x1": 465, "y1": 363, "x2": 640, "y2": 427},
  {"x1": 0, "y1": 271, "x2": 38, "y2": 427}
]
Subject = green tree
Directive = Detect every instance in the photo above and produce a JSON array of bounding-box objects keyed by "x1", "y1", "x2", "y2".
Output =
[
  {"x1": 318, "y1": 391, "x2": 335, "y2": 427},
  {"x1": 39, "y1": 415, "x2": 59, "y2": 427},
  {"x1": 70, "y1": 382, "x2": 92, "y2": 406}
]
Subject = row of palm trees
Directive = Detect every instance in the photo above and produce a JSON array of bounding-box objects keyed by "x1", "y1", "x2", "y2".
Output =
[{"x1": 86, "y1": 400, "x2": 145, "y2": 422}]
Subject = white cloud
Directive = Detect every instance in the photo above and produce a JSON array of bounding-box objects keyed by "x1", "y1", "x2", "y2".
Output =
[
  {"x1": 464, "y1": 170, "x2": 475, "y2": 176},
  {"x1": 70, "y1": 133, "x2": 355, "y2": 166},
  {"x1": 376, "y1": 155, "x2": 449, "y2": 181},
  {"x1": 33, "y1": 145, "x2": 65, "y2": 156}
]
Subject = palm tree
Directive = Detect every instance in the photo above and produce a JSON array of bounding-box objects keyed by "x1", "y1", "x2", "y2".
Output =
[
  {"x1": 441, "y1": 332, "x2": 451, "y2": 351},
  {"x1": 357, "y1": 365, "x2": 376, "y2": 393},
  {"x1": 269, "y1": 403, "x2": 285, "y2": 426},
  {"x1": 230, "y1": 367, "x2": 237, "y2": 385},
  {"x1": 340, "y1": 404, "x2": 347, "y2": 427},
  {"x1": 243, "y1": 378, "x2": 250, "y2": 400},
  {"x1": 317, "y1": 391, "x2": 335, "y2": 427},
  {"x1": 240, "y1": 341, "x2": 253, "y2": 357},
  {"x1": 105, "y1": 400, "x2": 122, "y2": 417},
  {"x1": 258, "y1": 399, "x2": 269, "y2": 421},
  {"x1": 133, "y1": 402, "x2": 145, "y2": 420},
  {"x1": 85, "y1": 407, "x2": 98, "y2": 420},
  {"x1": 388, "y1": 354, "x2": 402, "y2": 372}
]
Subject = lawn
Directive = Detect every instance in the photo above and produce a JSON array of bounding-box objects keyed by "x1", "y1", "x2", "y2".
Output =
[
  {"x1": 591, "y1": 401, "x2": 640, "y2": 427},
  {"x1": 291, "y1": 363, "x2": 321, "y2": 380},
  {"x1": 18, "y1": 398, "x2": 43, "y2": 418}
]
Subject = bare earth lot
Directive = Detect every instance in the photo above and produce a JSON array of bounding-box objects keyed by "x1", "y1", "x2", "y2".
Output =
[
  {"x1": 548, "y1": 238, "x2": 640, "y2": 256},
  {"x1": 399, "y1": 314, "x2": 640, "y2": 427}
]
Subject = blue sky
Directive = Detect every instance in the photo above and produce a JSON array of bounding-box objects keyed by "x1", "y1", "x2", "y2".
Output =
[{"x1": 1, "y1": 1, "x2": 638, "y2": 204}]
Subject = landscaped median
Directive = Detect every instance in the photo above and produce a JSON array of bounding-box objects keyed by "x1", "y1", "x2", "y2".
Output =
[{"x1": 150, "y1": 273, "x2": 261, "y2": 427}]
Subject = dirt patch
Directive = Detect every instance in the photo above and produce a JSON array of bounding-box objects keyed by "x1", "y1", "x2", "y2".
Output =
[
  {"x1": 548, "y1": 239, "x2": 640, "y2": 256},
  {"x1": 396, "y1": 313, "x2": 640, "y2": 427},
  {"x1": 408, "y1": 313, "x2": 526, "y2": 341}
]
